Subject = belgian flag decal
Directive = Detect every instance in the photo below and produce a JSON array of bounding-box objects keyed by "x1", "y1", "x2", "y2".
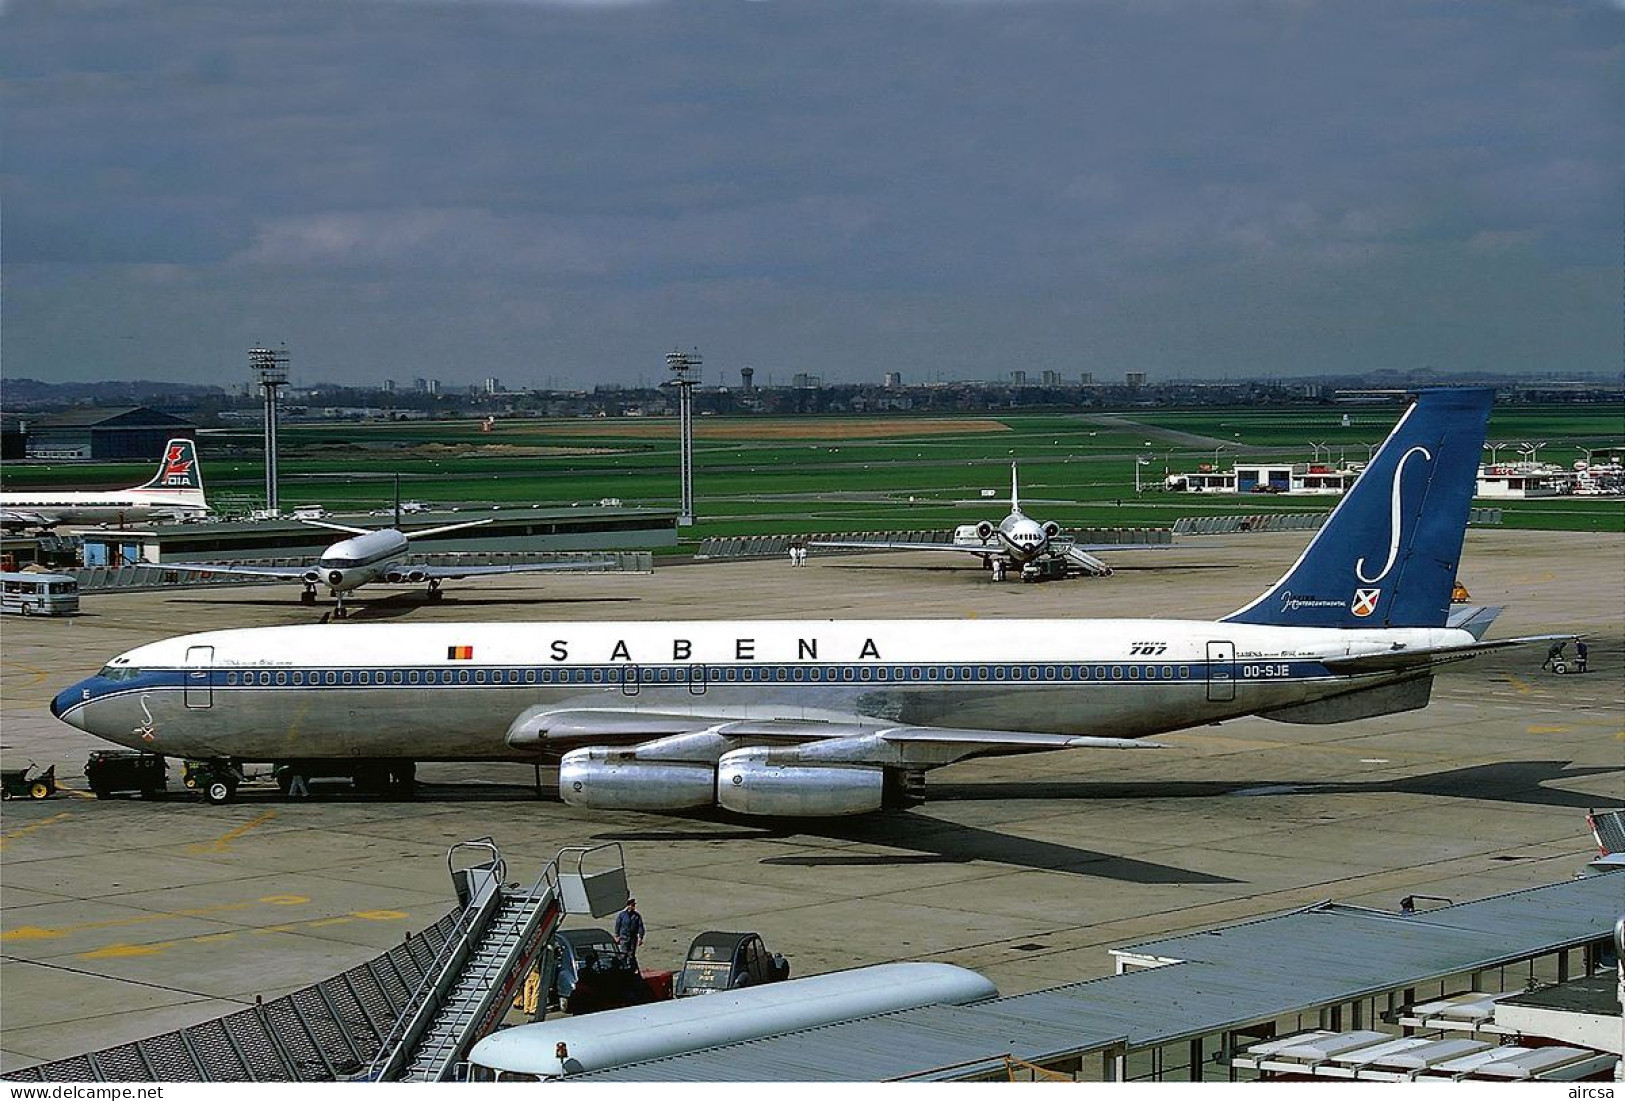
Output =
[{"x1": 447, "y1": 645, "x2": 474, "y2": 660}]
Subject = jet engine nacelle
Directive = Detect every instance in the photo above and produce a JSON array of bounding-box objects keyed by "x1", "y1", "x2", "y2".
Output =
[
  {"x1": 558, "y1": 747, "x2": 714, "y2": 811},
  {"x1": 382, "y1": 567, "x2": 429, "y2": 584},
  {"x1": 1042, "y1": 520, "x2": 1061, "y2": 539},
  {"x1": 715, "y1": 748, "x2": 884, "y2": 817},
  {"x1": 302, "y1": 569, "x2": 323, "y2": 585},
  {"x1": 974, "y1": 520, "x2": 995, "y2": 541}
]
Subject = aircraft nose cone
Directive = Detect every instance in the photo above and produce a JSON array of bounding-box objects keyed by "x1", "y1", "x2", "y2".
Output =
[{"x1": 50, "y1": 683, "x2": 88, "y2": 729}]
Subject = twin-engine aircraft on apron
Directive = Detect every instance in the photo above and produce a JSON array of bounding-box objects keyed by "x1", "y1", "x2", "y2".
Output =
[
  {"x1": 812, "y1": 461, "x2": 1153, "y2": 579},
  {"x1": 53, "y1": 390, "x2": 1555, "y2": 809},
  {"x1": 0, "y1": 438, "x2": 209, "y2": 530}
]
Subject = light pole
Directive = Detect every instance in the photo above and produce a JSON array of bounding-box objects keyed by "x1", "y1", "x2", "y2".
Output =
[
  {"x1": 666, "y1": 348, "x2": 700, "y2": 526},
  {"x1": 250, "y1": 344, "x2": 289, "y2": 514},
  {"x1": 1135, "y1": 456, "x2": 1152, "y2": 494}
]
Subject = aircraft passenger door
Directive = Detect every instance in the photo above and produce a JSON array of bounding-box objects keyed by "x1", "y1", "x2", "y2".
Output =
[
  {"x1": 689, "y1": 664, "x2": 708, "y2": 696},
  {"x1": 620, "y1": 664, "x2": 640, "y2": 697},
  {"x1": 184, "y1": 645, "x2": 214, "y2": 709},
  {"x1": 1205, "y1": 640, "x2": 1236, "y2": 703}
]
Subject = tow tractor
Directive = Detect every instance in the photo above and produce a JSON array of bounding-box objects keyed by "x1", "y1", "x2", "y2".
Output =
[{"x1": 1, "y1": 762, "x2": 57, "y2": 801}]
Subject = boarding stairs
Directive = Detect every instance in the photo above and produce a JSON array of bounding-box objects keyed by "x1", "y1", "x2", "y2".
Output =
[
  {"x1": 365, "y1": 839, "x2": 630, "y2": 1083},
  {"x1": 1587, "y1": 808, "x2": 1625, "y2": 855},
  {"x1": 1061, "y1": 544, "x2": 1112, "y2": 576}
]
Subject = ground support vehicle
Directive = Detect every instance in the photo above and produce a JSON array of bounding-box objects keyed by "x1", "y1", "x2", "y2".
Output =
[
  {"x1": 182, "y1": 759, "x2": 248, "y2": 805},
  {"x1": 1, "y1": 571, "x2": 79, "y2": 616},
  {"x1": 674, "y1": 931, "x2": 789, "y2": 996},
  {"x1": 85, "y1": 751, "x2": 167, "y2": 799},
  {"x1": 1, "y1": 763, "x2": 56, "y2": 800}
]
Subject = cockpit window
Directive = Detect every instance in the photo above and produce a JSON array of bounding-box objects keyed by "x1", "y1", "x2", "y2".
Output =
[{"x1": 98, "y1": 665, "x2": 141, "y2": 681}]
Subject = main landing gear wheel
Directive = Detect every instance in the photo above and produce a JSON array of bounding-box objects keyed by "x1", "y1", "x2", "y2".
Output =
[{"x1": 300, "y1": 590, "x2": 316, "y2": 605}]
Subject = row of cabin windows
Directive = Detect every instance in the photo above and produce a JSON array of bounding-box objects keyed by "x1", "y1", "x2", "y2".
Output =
[{"x1": 220, "y1": 664, "x2": 1200, "y2": 687}]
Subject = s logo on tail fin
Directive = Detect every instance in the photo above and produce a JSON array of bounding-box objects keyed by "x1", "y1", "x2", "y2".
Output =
[
  {"x1": 1223, "y1": 389, "x2": 1492, "y2": 630},
  {"x1": 1355, "y1": 445, "x2": 1431, "y2": 585}
]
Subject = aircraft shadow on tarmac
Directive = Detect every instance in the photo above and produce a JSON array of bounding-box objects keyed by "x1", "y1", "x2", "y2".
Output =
[
  {"x1": 592, "y1": 815, "x2": 1238, "y2": 885},
  {"x1": 926, "y1": 760, "x2": 1624, "y2": 812}
]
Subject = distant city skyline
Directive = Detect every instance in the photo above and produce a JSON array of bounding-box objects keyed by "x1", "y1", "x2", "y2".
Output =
[{"x1": 4, "y1": 1, "x2": 1620, "y2": 388}]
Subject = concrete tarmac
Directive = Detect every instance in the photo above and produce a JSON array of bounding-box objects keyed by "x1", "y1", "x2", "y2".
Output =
[{"x1": 1, "y1": 528, "x2": 1621, "y2": 1072}]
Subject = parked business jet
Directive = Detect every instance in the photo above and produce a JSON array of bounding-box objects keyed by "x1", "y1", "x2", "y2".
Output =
[
  {"x1": 812, "y1": 462, "x2": 1151, "y2": 579},
  {"x1": 0, "y1": 439, "x2": 209, "y2": 530},
  {"x1": 163, "y1": 511, "x2": 609, "y2": 618},
  {"x1": 52, "y1": 389, "x2": 1550, "y2": 808}
]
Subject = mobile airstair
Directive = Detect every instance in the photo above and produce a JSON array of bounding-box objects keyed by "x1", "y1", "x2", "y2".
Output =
[
  {"x1": 1586, "y1": 808, "x2": 1625, "y2": 855},
  {"x1": 365, "y1": 839, "x2": 630, "y2": 1082},
  {"x1": 1061, "y1": 544, "x2": 1113, "y2": 576}
]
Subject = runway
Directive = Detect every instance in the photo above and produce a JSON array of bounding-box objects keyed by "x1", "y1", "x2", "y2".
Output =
[{"x1": 2, "y1": 528, "x2": 1620, "y2": 1072}]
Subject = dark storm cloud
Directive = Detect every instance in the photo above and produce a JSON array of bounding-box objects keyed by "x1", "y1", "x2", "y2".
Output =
[{"x1": 3, "y1": 0, "x2": 1620, "y2": 385}]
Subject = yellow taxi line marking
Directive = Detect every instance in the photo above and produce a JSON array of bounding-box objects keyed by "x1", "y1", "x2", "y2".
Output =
[
  {"x1": 1527, "y1": 725, "x2": 1570, "y2": 734},
  {"x1": 80, "y1": 941, "x2": 178, "y2": 960},
  {"x1": 186, "y1": 810, "x2": 278, "y2": 854},
  {"x1": 0, "y1": 662, "x2": 55, "y2": 688},
  {"x1": 1, "y1": 894, "x2": 311, "y2": 942},
  {"x1": 0, "y1": 812, "x2": 73, "y2": 848},
  {"x1": 72, "y1": 909, "x2": 410, "y2": 960},
  {"x1": 57, "y1": 787, "x2": 98, "y2": 800},
  {"x1": 1503, "y1": 675, "x2": 1533, "y2": 695}
]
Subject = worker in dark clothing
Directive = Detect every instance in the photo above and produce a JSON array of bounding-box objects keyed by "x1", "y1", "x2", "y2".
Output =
[
  {"x1": 1575, "y1": 638, "x2": 1589, "y2": 673},
  {"x1": 1541, "y1": 640, "x2": 1566, "y2": 670},
  {"x1": 614, "y1": 898, "x2": 645, "y2": 971}
]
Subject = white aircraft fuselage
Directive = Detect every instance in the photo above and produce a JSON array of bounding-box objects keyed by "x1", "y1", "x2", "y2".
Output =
[{"x1": 55, "y1": 617, "x2": 1462, "y2": 762}]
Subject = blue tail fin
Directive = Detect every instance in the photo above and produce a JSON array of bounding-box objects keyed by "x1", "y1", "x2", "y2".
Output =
[
  {"x1": 1223, "y1": 388, "x2": 1492, "y2": 629},
  {"x1": 133, "y1": 438, "x2": 205, "y2": 496}
]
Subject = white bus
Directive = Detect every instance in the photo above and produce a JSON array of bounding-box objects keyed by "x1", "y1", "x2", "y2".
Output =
[{"x1": 1, "y1": 572, "x2": 81, "y2": 616}]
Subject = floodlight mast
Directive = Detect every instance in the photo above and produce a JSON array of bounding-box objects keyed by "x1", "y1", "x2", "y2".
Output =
[
  {"x1": 250, "y1": 344, "x2": 290, "y2": 513},
  {"x1": 666, "y1": 348, "x2": 701, "y2": 526}
]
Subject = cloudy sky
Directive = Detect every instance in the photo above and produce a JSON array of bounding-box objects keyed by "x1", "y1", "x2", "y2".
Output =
[{"x1": 4, "y1": 0, "x2": 1620, "y2": 388}]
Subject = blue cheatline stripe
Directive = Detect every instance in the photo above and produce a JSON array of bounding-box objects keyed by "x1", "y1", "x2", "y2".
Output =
[{"x1": 67, "y1": 661, "x2": 1341, "y2": 714}]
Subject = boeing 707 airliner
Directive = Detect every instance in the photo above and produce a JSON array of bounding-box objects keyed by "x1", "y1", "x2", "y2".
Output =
[{"x1": 52, "y1": 389, "x2": 1549, "y2": 809}]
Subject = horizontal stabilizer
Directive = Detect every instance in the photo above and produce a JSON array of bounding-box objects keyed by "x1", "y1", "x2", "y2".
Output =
[
  {"x1": 1445, "y1": 604, "x2": 1504, "y2": 639},
  {"x1": 1321, "y1": 633, "x2": 1569, "y2": 674}
]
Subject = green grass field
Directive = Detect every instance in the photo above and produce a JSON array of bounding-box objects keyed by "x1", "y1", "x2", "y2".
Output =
[{"x1": 5, "y1": 406, "x2": 1620, "y2": 537}]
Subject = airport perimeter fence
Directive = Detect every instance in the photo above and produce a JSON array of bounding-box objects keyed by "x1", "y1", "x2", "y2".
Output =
[
  {"x1": 1171, "y1": 509, "x2": 1502, "y2": 536},
  {"x1": 696, "y1": 528, "x2": 1172, "y2": 560},
  {"x1": 1, "y1": 910, "x2": 462, "y2": 1083},
  {"x1": 67, "y1": 551, "x2": 653, "y2": 593}
]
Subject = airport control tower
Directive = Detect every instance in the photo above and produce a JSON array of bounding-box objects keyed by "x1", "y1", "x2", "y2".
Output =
[
  {"x1": 250, "y1": 344, "x2": 290, "y2": 513},
  {"x1": 667, "y1": 349, "x2": 700, "y2": 526}
]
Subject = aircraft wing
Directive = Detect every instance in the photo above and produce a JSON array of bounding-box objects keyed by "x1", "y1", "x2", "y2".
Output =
[
  {"x1": 809, "y1": 539, "x2": 988, "y2": 555},
  {"x1": 1321, "y1": 633, "x2": 1571, "y2": 674},
  {"x1": 0, "y1": 509, "x2": 54, "y2": 530},
  {"x1": 418, "y1": 558, "x2": 619, "y2": 580},
  {"x1": 161, "y1": 562, "x2": 313, "y2": 581},
  {"x1": 1061, "y1": 541, "x2": 1174, "y2": 553},
  {"x1": 508, "y1": 707, "x2": 1160, "y2": 767}
]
